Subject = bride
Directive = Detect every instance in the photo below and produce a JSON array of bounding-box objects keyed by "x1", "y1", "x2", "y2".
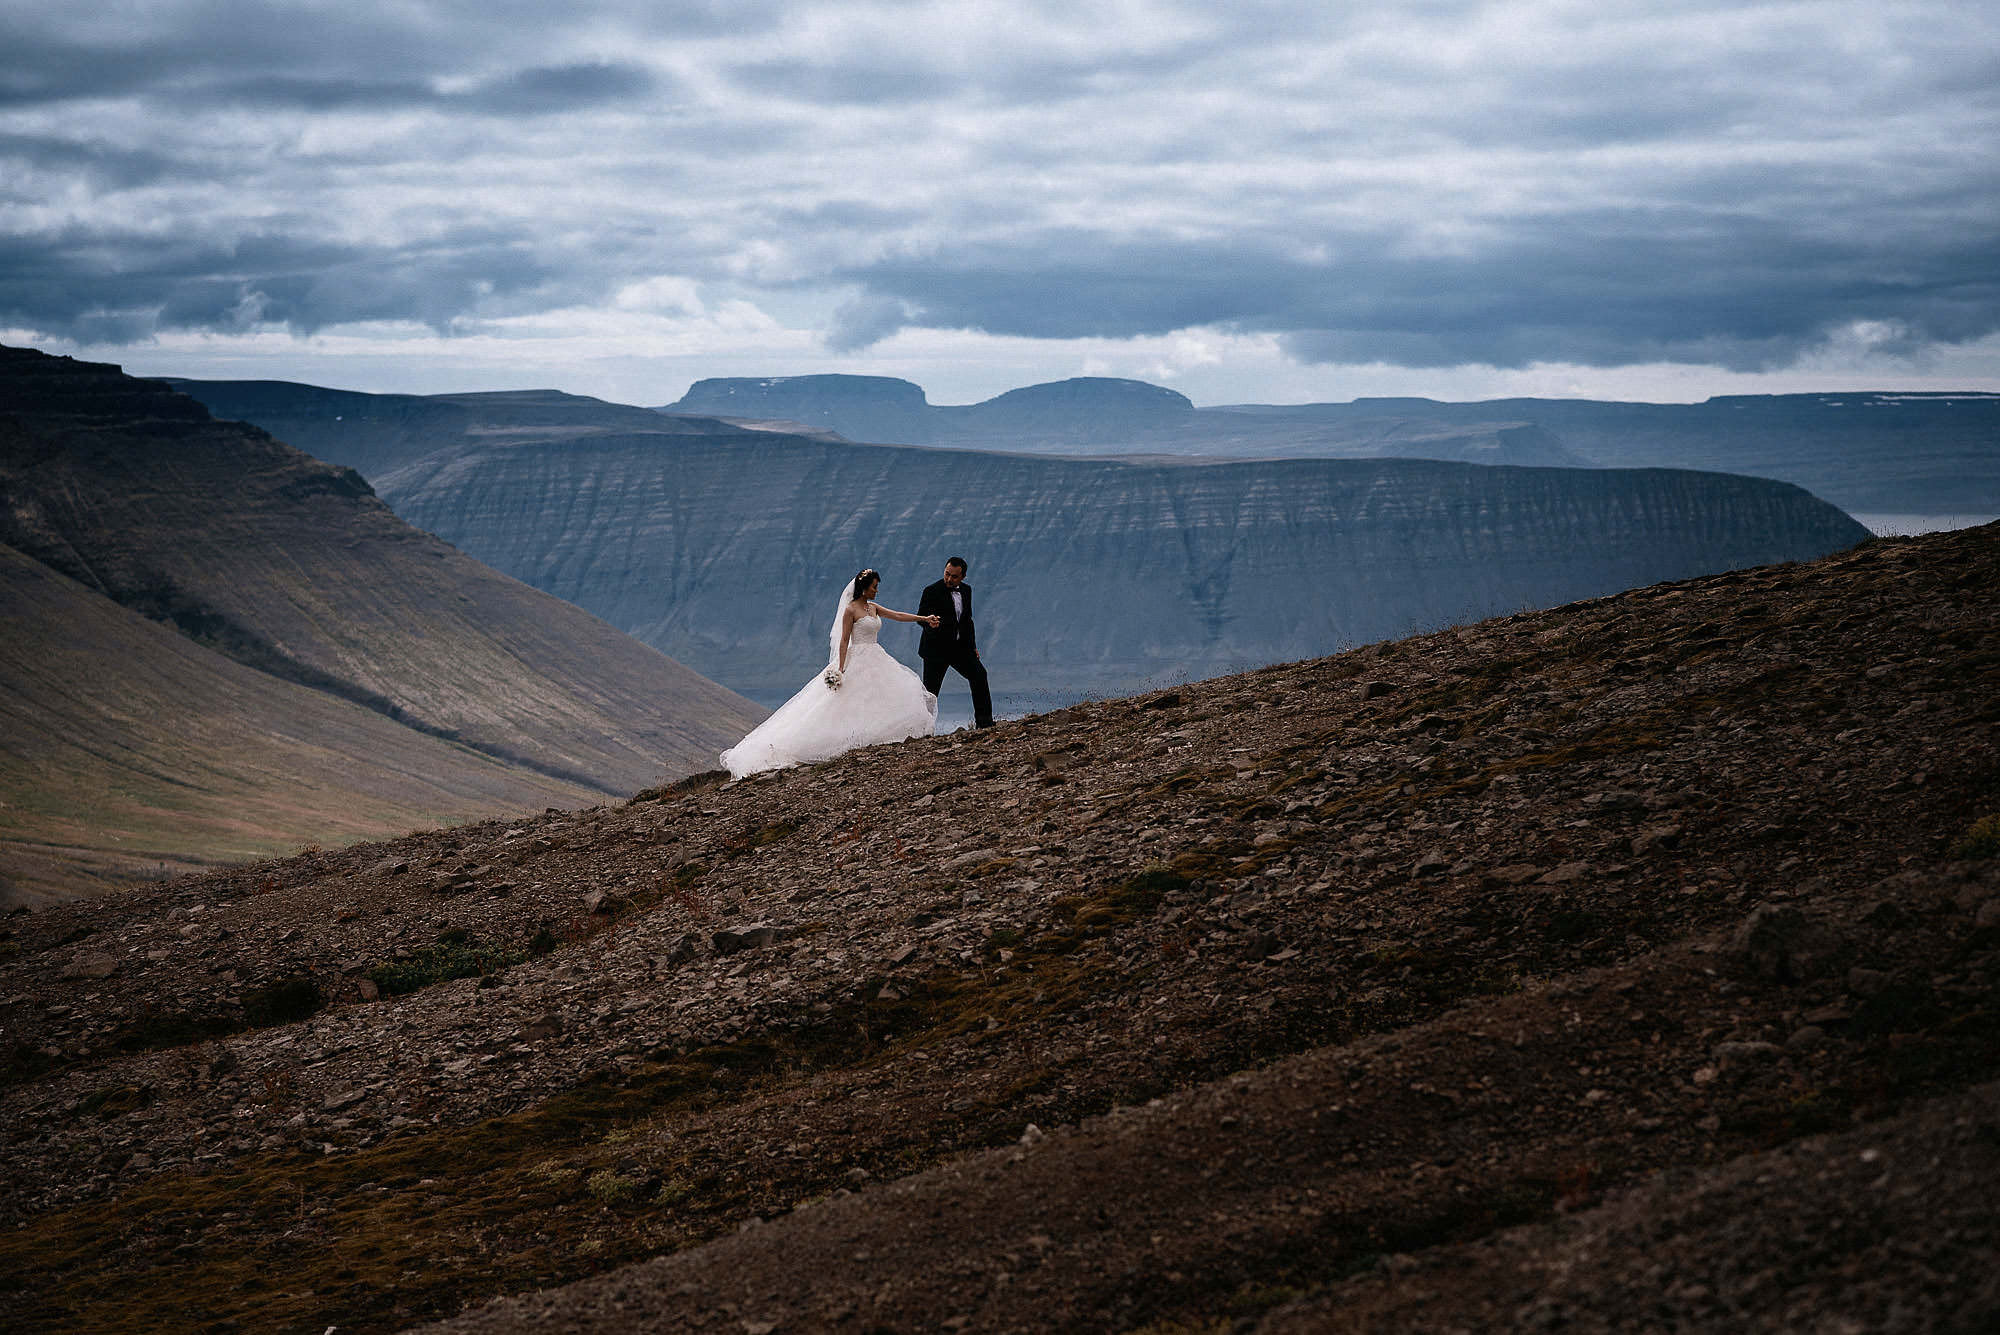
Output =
[{"x1": 721, "y1": 568, "x2": 941, "y2": 779}]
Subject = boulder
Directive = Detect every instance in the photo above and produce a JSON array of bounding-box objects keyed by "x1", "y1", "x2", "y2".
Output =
[{"x1": 1727, "y1": 903, "x2": 1844, "y2": 983}]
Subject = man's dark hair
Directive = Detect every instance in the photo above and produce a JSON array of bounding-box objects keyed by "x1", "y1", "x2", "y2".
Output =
[{"x1": 945, "y1": 556, "x2": 968, "y2": 572}]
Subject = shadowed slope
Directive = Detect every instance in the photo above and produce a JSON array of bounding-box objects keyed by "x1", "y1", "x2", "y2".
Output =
[
  {"x1": 0, "y1": 346, "x2": 763, "y2": 800},
  {"x1": 0, "y1": 543, "x2": 602, "y2": 907}
]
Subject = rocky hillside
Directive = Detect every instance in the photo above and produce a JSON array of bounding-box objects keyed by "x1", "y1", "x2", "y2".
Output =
[
  {"x1": 2, "y1": 522, "x2": 1994, "y2": 1333},
  {"x1": 0, "y1": 346, "x2": 764, "y2": 899},
  {"x1": 376, "y1": 430, "x2": 1868, "y2": 695}
]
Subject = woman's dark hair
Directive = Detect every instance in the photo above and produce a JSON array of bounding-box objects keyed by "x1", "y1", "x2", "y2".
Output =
[{"x1": 851, "y1": 568, "x2": 880, "y2": 598}]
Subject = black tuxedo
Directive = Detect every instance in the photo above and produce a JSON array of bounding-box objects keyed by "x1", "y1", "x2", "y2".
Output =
[{"x1": 917, "y1": 578, "x2": 993, "y2": 727}]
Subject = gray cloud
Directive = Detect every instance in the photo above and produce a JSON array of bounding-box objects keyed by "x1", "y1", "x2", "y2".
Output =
[
  {"x1": 0, "y1": 134, "x2": 188, "y2": 191},
  {"x1": 0, "y1": 40, "x2": 164, "y2": 108},
  {"x1": 106, "y1": 63, "x2": 664, "y2": 117},
  {"x1": 192, "y1": 77, "x2": 443, "y2": 111},
  {"x1": 825, "y1": 293, "x2": 915, "y2": 352},
  {"x1": 0, "y1": 222, "x2": 578, "y2": 341},
  {"x1": 728, "y1": 58, "x2": 954, "y2": 105},
  {"x1": 460, "y1": 62, "x2": 664, "y2": 115},
  {"x1": 2, "y1": 1, "x2": 1996, "y2": 381}
]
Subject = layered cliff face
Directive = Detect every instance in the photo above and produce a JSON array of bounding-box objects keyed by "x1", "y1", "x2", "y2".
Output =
[
  {"x1": 377, "y1": 430, "x2": 1871, "y2": 695},
  {"x1": 0, "y1": 345, "x2": 765, "y2": 898}
]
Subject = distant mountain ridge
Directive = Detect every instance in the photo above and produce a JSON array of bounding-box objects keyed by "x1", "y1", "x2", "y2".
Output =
[
  {"x1": 159, "y1": 378, "x2": 733, "y2": 481},
  {"x1": 172, "y1": 373, "x2": 1999, "y2": 515},
  {"x1": 156, "y1": 371, "x2": 1873, "y2": 700},
  {"x1": 1209, "y1": 391, "x2": 2000, "y2": 513},
  {"x1": 665, "y1": 373, "x2": 1584, "y2": 467},
  {"x1": 1, "y1": 345, "x2": 763, "y2": 901},
  {"x1": 659, "y1": 375, "x2": 2000, "y2": 510}
]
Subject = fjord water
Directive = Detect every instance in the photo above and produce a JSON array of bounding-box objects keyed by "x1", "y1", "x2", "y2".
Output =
[{"x1": 1855, "y1": 513, "x2": 1998, "y2": 536}]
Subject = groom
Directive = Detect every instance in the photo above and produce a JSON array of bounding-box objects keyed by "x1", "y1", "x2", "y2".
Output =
[{"x1": 918, "y1": 555, "x2": 994, "y2": 729}]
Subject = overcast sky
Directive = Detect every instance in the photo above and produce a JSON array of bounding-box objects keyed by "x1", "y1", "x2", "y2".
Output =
[{"x1": 3, "y1": 0, "x2": 1997, "y2": 406}]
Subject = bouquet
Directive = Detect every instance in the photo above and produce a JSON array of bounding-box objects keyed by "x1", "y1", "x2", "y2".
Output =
[{"x1": 823, "y1": 667, "x2": 843, "y2": 690}]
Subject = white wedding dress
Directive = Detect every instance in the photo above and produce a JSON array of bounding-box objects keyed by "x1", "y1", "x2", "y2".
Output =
[{"x1": 722, "y1": 608, "x2": 937, "y2": 779}]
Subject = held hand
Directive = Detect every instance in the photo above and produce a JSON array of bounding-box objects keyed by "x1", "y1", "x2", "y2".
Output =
[{"x1": 925, "y1": 614, "x2": 941, "y2": 628}]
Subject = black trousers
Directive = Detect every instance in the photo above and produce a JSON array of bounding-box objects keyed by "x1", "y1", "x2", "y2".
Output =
[{"x1": 922, "y1": 646, "x2": 993, "y2": 727}]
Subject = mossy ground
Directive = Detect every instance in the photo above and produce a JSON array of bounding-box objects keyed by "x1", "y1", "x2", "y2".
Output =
[{"x1": 0, "y1": 855, "x2": 1578, "y2": 1333}]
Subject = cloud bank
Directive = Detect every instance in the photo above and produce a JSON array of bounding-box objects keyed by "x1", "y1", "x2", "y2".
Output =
[{"x1": 2, "y1": 0, "x2": 1996, "y2": 398}]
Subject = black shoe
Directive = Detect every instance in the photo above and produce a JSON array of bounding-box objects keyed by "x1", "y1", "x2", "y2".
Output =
[{"x1": 976, "y1": 720, "x2": 995, "y2": 729}]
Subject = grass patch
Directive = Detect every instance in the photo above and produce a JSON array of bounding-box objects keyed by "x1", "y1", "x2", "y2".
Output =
[
  {"x1": 584, "y1": 1169, "x2": 636, "y2": 1205},
  {"x1": 242, "y1": 975, "x2": 323, "y2": 1027},
  {"x1": 71, "y1": 1084, "x2": 154, "y2": 1120},
  {"x1": 723, "y1": 821, "x2": 799, "y2": 857},
  {"x1": 1951, "y1": 813, "x2": 2000, "y2": 859},
  {"x1": 0, "y1": 941, "x2": 1209, "y2": 1334},
  {"x1": 1041, "y1": 865, "x2": 1186, "y2": 955},
  {"x1": 629, "y1": 769, "x2": 729, "y2": 803},
  {"x1": 110, "y1": 1008, "x2": 241, "y2": 1055},
  {"x1": 367, "y1": 937, "x2": 525, "y2": 998}
]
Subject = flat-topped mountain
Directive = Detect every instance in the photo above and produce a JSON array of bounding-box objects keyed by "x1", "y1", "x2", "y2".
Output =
[
  {"x1": 3, "y1": 523, "x2": 1993, "y2": 1332},
  {"x1": 666, "y1": 373, "x2": 936, "y2": 446},
  {"x1": 664, "y1": 373, "x2": 1580, "y2": 465},
  {"x1": 0, "y1": 346, "x2": 763, "y2": 900},
  {"x1": 376, "y1": 429, "x2": 1869, "y2": 696},
  {"x1": 957, "y1": 375, "x2": 1194, "y2": 431}
]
